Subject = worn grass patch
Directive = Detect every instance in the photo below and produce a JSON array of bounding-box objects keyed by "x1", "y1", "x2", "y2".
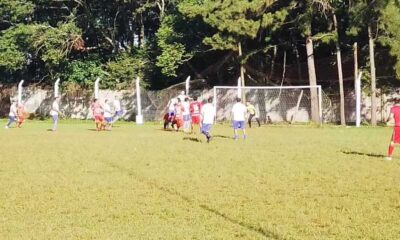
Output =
[{"x1": 0, "y1": 120, "x2": 399, "y2": 239}]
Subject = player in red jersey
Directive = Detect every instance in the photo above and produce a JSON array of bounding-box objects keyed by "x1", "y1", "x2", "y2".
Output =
[
  {"x1": 386, "y1": 100, "x2": 400, "y2": 160},
  {"x1": 190, "y1": 96, "x2": 202, "y2": 134}
]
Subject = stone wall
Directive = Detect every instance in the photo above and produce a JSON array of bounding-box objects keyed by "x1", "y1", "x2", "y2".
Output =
[{"x1": 0, "y1": 85, "x2": 398, "y2": 124}]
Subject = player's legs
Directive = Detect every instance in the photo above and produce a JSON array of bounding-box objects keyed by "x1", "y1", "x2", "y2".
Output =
[
  {"x1": 248, "y1": 114, "x2": 254, "y2": 128},
  {"x1": 387, "y1": 141, "x2": 395, "y2": 160},
  {"x1": 256, "y1": 117, "x2": 261, "y2": 127},
  {"x1": 233, "y1": 121, "x2": 238, "y2": 139},
  {"x1": 5, "y1": 116, "x2": 16, "y2": 128},
  {"x1": 52, "y1": 115, "x2": 58, "y2": 131},
  {"x1": 240, "y1": 121, "x2": 247, "y2": 139},
  {"x1": 17, "y1": 116, "x2": 24, "y2": 128},
  {"x1": 387, "y1": 127, "x2": 400, "y2": 160},
  {"x1": 201, "y1": 124, "x2": 212, "y2": 142}
]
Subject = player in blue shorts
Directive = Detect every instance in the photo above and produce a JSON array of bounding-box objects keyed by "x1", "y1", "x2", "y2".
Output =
[
  {"x1": 5, "y1": 99, "x2": 17, "y2": 129},
  {"x1": 104, "y1": 99, "x2": 114, "y2": 130},
  {"x1": 231, "y1": 97, "x2": 247, "y2": 139},
  {"x1": 200, "y1": 97, "x2": 215, "y2": 143}
]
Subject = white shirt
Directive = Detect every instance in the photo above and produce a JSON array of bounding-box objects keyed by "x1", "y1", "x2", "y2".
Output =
[
  {"x1": 9, "y1": 104, "x2": 17, "y2": 117},
  {"x1": 50, "y1": 101, "x2": 59, "y2": 116},
  {"x1": 177, "y1": 94, "x2": 186, "y2": 103},
  {"x1": 168, "y1": 98, "x2": 177, "y2": 112},
  {"x1": 104, "y1": 104, "x2": 113, "y2": 118},
  {"x1": 232, "y1": 102, "x2": 247, "y2": 121},
  {"x1": 182, "y1": 102, "x2": 190, "y2": 115},
  {"x1": 113, "y1": 99, "x2": 121, "y2": 112},
  {"x1": 201, "y1": 103, "x2": 215, "y2": 124}
]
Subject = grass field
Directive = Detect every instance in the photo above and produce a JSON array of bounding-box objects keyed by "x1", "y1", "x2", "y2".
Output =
[{"x1": 0, "y1": 120, "x2": 399, "y2": 239}]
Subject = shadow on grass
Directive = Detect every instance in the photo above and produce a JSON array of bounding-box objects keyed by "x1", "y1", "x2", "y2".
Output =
[
  {"x1": 103, "y1": 161, "x2": 283, "y2": 240},
  {"x1": 183, "y1": 137, "x2": 202, "y2": 142},
  {"x1": 213, "y1": 134, "x2": 231, "y2": 139},
  {"x1": 341, "y1": 150, "x2": 385, "y2": 158}
]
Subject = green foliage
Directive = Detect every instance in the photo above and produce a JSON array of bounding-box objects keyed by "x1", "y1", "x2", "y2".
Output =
[
  {"x1": 380, "y1": 0, "x2": 400, "y2": 78},
  {"x1": 0, "y1": 0, "x2": 34, "y2": 24},
  {"x1": 106, "y1": 51, "x2": 149, "y2": 88},
  {"x1": 156, "y1": 15, "x2": 190, "y2": 77},
  {"x1": 62, "y1": 60, "x2": 105, "y2": 89}
]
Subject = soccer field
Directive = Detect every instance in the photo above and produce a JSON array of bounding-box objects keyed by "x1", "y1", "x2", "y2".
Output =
[{"x1": 0, "y1": 121, "x2": 399, "y2": 239}]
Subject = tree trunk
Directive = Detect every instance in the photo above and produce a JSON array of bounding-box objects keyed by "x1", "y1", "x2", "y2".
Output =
[
  {"x1": 306, "y1": 36, "x2": 320, "y2": 123},
  {"x1": 238, "y1": 42, "x2": 246, "y2": 101},
  {"x1": 294, "y1": 44, "x2": 302, "y2": 82},
  {"x1": 269, "y1": 45, "x2": 277, "y2": 82},
  {"x1": 333, "y1": 14, "x2": 346, "y2": 126},
  {"x1": 368, "y1": 25, "x2": 377, "y2": 126}
]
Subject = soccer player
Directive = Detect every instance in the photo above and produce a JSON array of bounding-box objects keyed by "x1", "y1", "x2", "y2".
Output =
[
  {"x1": 5, "y1": 99, "x2": 17, "y2": 129},
  {"x1": 103, "y1": 99, "x2": 113, "y2": 130},
  {"x1": 246, "y1": 102, "x2": 261, "y2": 128},
  {"x1": 173, "y1": 98, "x2": 184, "y2": 131},
  {"x1": 167, "y1": 98, "x2": 177, "y2": 118},
  {"x1": 50, "y1": 96, "x2": 61, "y2": 131},
  {"x1": 16, "y1": 103, "x2": 25, "y2": 128},
  {"x1": 113, "y1": 97, "x2": 123, "y2": 122},
  {"x1": 182, "y1": 97, "x2": 191, "y2": 132},
  {"x1": 232, "y1": 97, "x2": 247, "y2": 139},
  {"x1": 91, "y1": 99, "x2": 105, "y2": 131},
  {"x1": 190, "y1": 96, "x2": 202, "y2": 134},
  {"x1": 177, "y1": 91, "x2": 186, "y2": 103},
  {"x1": 386, "y1": 100, "x2": 400, "y2": 160},
  {"x1": 200, "y1": 97, "x2": 215, "y2": 143}
]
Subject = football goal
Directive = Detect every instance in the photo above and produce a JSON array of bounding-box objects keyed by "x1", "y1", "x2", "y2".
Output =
[{"x1": 213, "y1": 85, "x2": 326, "y2": 124}]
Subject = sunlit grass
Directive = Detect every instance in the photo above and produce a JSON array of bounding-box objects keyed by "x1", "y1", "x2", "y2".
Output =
[{"x1": 0, "y1": 120, "x2": 399, "y2": 239}]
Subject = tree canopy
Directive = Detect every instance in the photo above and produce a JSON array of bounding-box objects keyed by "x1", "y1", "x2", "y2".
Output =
[{"x1": 0, "y1": 0, "x2": 400, "y2": 90}]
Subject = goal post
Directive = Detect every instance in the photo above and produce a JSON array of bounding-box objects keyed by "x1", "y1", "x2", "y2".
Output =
[{"x1": 213, "y1": 85, "x2": 323, "y2": 124}]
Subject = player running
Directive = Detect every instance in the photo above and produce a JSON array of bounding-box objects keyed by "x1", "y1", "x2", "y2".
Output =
[
  {"x1": 246, "y1": 102, "x2": 261, "y2": 128},
  {"x1": 16, "y1": 103, "x2": 25, "y2": 128},
  {"x1": 200, "y1": 97, "x2": 215, "y2": 143},
  {"x1": 103, "y1": 99, "x2": 114, "y2": 130},
  {"x1": 5, "y1": 99, "x2": 17, "y2": 129},
  {"x1": 190, "y1": 96, "x2": 202, "y2": 134},
  {"x1": 182, "y1": 97, "x2": 191, "y2": 132},
  {"x1": 173, "y1": 99, "x2": 184, "y2": 131},
  {"x1": 91, "y1": 99, "x2": 105, "y2": 131},
  {"x1": 386, "y1": 101, "x2": 400, "y2": 160},
  {"x1": 113, "y1": 97, "x2": 123, "y2": 123},
  {"x1": 232, "y1": 97, "x2": 247, "y2": 140},
  {"x1": 50, "y1": 96, "x2": 61, "y2": 131}
]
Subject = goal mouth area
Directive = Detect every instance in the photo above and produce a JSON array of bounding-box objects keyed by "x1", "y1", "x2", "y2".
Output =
[{"x1": 213, "y1": 85, "x2": 323, "y2": 124}]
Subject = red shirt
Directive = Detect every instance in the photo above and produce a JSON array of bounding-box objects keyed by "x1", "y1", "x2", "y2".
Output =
[
  {"x1": 190, "y1": 101, "x2": 202, "y2": 116},
  {"x1": 391, "y1": 106, "x2": 400, "y2": 126}
]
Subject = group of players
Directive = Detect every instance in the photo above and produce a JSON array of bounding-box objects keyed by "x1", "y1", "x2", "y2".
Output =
[
  {"x1": 90, "y1": 98, "x2": 123, "y2": 131},
  {"x1": 5, "y1": 96, "x2": 123, "y2": 132},
  {"x1": 163, "y1": 91, "x2": 262, "y2": 143}
]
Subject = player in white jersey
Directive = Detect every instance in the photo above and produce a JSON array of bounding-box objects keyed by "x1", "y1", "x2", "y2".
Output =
[
  {"x1": 182, "y1": 97, "x2": 191, "y2": 132},
  {"x1": 5, "y1": 99, "x2": 17, "y2": 129},
  {"x1": 231, "y1": 97, "x2": 247, "y2": 139},
  {"x1": 200, "y1": 97, "x2": 215, "y2": 143},
  {"x1": 177, "y1": 91, "x2": 186, "y2": 103},
  {"x1": 50, "y1": 97, "x2": 61, "y2": 131},
  {"x1": 113, "y1": 98, "x2": 122, "y2": 122},
  {"x1": 104, "y1": 99, "x2": 114, "y2": 130}
]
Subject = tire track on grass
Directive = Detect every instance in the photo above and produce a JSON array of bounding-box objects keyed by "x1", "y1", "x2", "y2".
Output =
[{"x1": 101, "y1": 160, "x2": 284, "y2": 240}]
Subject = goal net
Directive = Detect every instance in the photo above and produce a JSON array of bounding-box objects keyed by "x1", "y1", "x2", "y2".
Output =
[{"x1": 213, "y1": 86, "x2": 330, "y2": 124}]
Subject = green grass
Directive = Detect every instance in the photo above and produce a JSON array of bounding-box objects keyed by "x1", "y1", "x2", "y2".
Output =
[{"x1": 0, "y1": 120, "x2": 399, "y2": 239}]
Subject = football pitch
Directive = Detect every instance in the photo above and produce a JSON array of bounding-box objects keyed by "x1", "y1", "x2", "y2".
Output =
[{"x1": 0, "y1": 121, "x2": 399, "y2": 239}]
